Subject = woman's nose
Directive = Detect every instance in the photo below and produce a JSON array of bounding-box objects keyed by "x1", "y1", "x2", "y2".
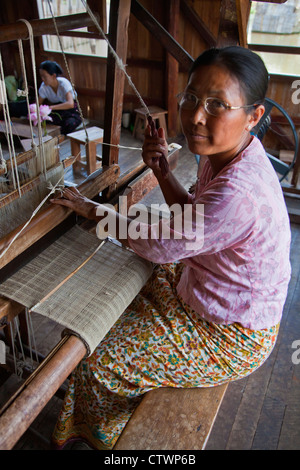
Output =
[{"x1": 190, "y1": 103, "x2": 207, "y2": 125}]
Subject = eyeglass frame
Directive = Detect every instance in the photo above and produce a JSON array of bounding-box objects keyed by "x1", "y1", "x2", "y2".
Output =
[{"x1": 176, "y1": 91, "x2": 258, "y2": 116}]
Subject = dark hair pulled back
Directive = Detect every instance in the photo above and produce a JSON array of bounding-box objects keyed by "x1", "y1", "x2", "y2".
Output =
[
  {"x1": 189, "y1": 46, "x2": 269, "y2": 107},
  {"x1": 39, "y1": 60, "x2": 63, "y2": 76}
]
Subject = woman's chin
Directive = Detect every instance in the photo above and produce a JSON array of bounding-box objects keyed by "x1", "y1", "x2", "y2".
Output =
[{"x1": 187, "y1": 139, "x2": 211, "y2": 156}]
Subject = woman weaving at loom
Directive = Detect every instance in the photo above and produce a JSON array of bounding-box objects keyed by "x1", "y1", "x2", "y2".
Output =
[
  {"x1": 38, "y1": 60, "x2": 81, "y2": 135},
  {"x1": 50, "y1": 46, "x2": 291, "y2": 450}
]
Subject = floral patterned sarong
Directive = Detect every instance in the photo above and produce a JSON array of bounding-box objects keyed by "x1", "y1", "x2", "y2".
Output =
[{"x1": 52, "y1": 262, "x2": 279, "y2": 450}]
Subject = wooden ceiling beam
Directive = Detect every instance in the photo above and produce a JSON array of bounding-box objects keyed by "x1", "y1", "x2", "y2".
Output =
[{"x1": 0, "y1": 13, "x2": 98, "y2": 44}]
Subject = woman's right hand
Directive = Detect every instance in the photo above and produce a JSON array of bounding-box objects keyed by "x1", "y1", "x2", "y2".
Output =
[
  {"x1": 50, "y1": 187, "x2": 99, "y2": 220},
  {"x1": 142, "y1": 126, "x2": 169, "y2": 178}
]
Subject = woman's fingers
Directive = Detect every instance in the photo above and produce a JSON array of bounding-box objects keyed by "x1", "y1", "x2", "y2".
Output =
[
  {"x1": 51, "y1": 187, "x2": 84, "y2": 208},
  {"x1": 50, "y1": 188, "x2": 98, "y2": 220}
]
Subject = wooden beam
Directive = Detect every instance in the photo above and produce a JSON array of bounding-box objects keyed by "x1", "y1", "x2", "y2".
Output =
[
  {"x1": 166, "y1": 0, "x2": 180, "y2": 138},
  {"x1": 180, "y1": 0, "x2": 217, "y2": 48},
  {"x1": 236, "y1": 0, "x2": 251, "y2": 48},
  {"x1": 0, "y1": 335, "x2": 86, "y2": 450},
  {"x1": 131, "y1": 0, "x2": 193, "y2": 72},
  {"x1": 87, "y1": 0, "x2": 107, "y2": 33},
  {"x1": 0, "y1": 164, "x2": 120, "y2": 269},
  {"x1": 0, "y1": 297, "x2": 24, "y2": 327},
  {"x1": 102, "y1": 0, "x2": 131, "y2": 168},
  {"x1": 249, "y1": 44, "x2": 300, "y2": 55},
  {"x1": 217, "y1": 0, "x2": 239, "y2": 47},
  {"x1": 255, "y1": 0, "x2": 287, "y2": 3},
  {"x1": 0, "y1": 13, "x2": 98, "y2": 44}
]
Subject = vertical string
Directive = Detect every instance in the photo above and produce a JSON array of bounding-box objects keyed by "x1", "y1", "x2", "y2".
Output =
[
  {"x1": 25, "y1": 308, "x2": 39, "y2": 364},
  {"x1": 17, "y1": 38, "x2": 37, "y2": 149},
  {"x1": 18, "y1": 19, "x2": 47, "y2": 178},
  {"x1": 9, "y1": 321, "x2": 18, "y2": 376}
]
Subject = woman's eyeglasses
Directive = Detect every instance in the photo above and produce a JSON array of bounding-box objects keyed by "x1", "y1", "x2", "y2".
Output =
[{"x1": 176, "y1": 92, "x2": 256, "y2": 117}]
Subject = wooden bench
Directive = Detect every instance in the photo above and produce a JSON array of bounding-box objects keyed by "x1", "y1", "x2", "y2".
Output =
[{"x1": 114, "y1": 384, "x2": 228, "y2": 450}]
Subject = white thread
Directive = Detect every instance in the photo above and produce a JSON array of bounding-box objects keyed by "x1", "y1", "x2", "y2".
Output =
[
  {"x1": 25, "y1": 307, "x2": 39, "y2": 364},
  {"x1": 101, "y1": 142, "x2": 142, "y2": 151}
]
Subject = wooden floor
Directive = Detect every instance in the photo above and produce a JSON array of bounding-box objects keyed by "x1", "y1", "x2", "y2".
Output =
[{"x1": 0, "y1": 128, "x2": 300, "y2": 450}]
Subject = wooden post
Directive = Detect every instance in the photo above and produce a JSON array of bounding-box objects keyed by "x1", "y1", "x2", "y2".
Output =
[{"x1": 102, "y1": 0, "x2": 131, "y2": 168}]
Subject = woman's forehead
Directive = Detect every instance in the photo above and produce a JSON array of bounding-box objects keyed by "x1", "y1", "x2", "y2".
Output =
[{"x1": 187, "y1": 64, "x2": 243, "y2": 98}]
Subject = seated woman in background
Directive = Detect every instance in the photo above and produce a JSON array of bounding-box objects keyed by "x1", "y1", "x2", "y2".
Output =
[
  {"x1": 38, "y1": 60, "x2": 81, "y2": 135},
  {"x1": 50, "y1": 46, "x2": 291, "y2": 450}
]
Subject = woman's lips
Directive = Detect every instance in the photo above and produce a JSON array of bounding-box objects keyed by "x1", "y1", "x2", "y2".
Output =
[{"x1": 187, "y1": 131, "x2": 209, "y2": 140}]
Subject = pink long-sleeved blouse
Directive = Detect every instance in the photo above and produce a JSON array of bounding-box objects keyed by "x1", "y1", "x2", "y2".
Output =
[{"x1": 128, "y1": 137, "x2": 291, "y2": 330}]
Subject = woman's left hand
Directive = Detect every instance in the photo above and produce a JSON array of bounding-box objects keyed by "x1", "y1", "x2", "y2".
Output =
[{"x1": 50, "y1": 187, "x2": 99, "y2": 220}]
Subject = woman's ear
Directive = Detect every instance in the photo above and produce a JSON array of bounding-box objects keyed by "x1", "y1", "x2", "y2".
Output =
[
  {"x1": 252, "y1": 104, "x2": 265, "y2": 126},
  {"x1": 246, "y1": 104, "x2": 265, "y2": 132}
]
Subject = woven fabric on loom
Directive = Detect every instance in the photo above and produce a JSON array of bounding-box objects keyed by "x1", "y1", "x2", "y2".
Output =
[{"x1": 0, "y1": 226, "x2": 153, "y2": 354}]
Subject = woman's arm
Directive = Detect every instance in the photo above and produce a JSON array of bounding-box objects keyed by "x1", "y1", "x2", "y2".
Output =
[
  {"x1": 142, "y1": 125, "x2": 189, "y2": 208},
  {"x1": 50, "y1": 91, "x2": 74, "y2": 111}
]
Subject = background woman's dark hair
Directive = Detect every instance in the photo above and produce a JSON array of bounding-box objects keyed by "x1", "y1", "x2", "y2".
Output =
[
  {"x1": 189, "y1": 46, "x2": 269, "y2": 107},
  {"x1": 39, "y1": 60, "x2": 63, "y2": 76}
]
